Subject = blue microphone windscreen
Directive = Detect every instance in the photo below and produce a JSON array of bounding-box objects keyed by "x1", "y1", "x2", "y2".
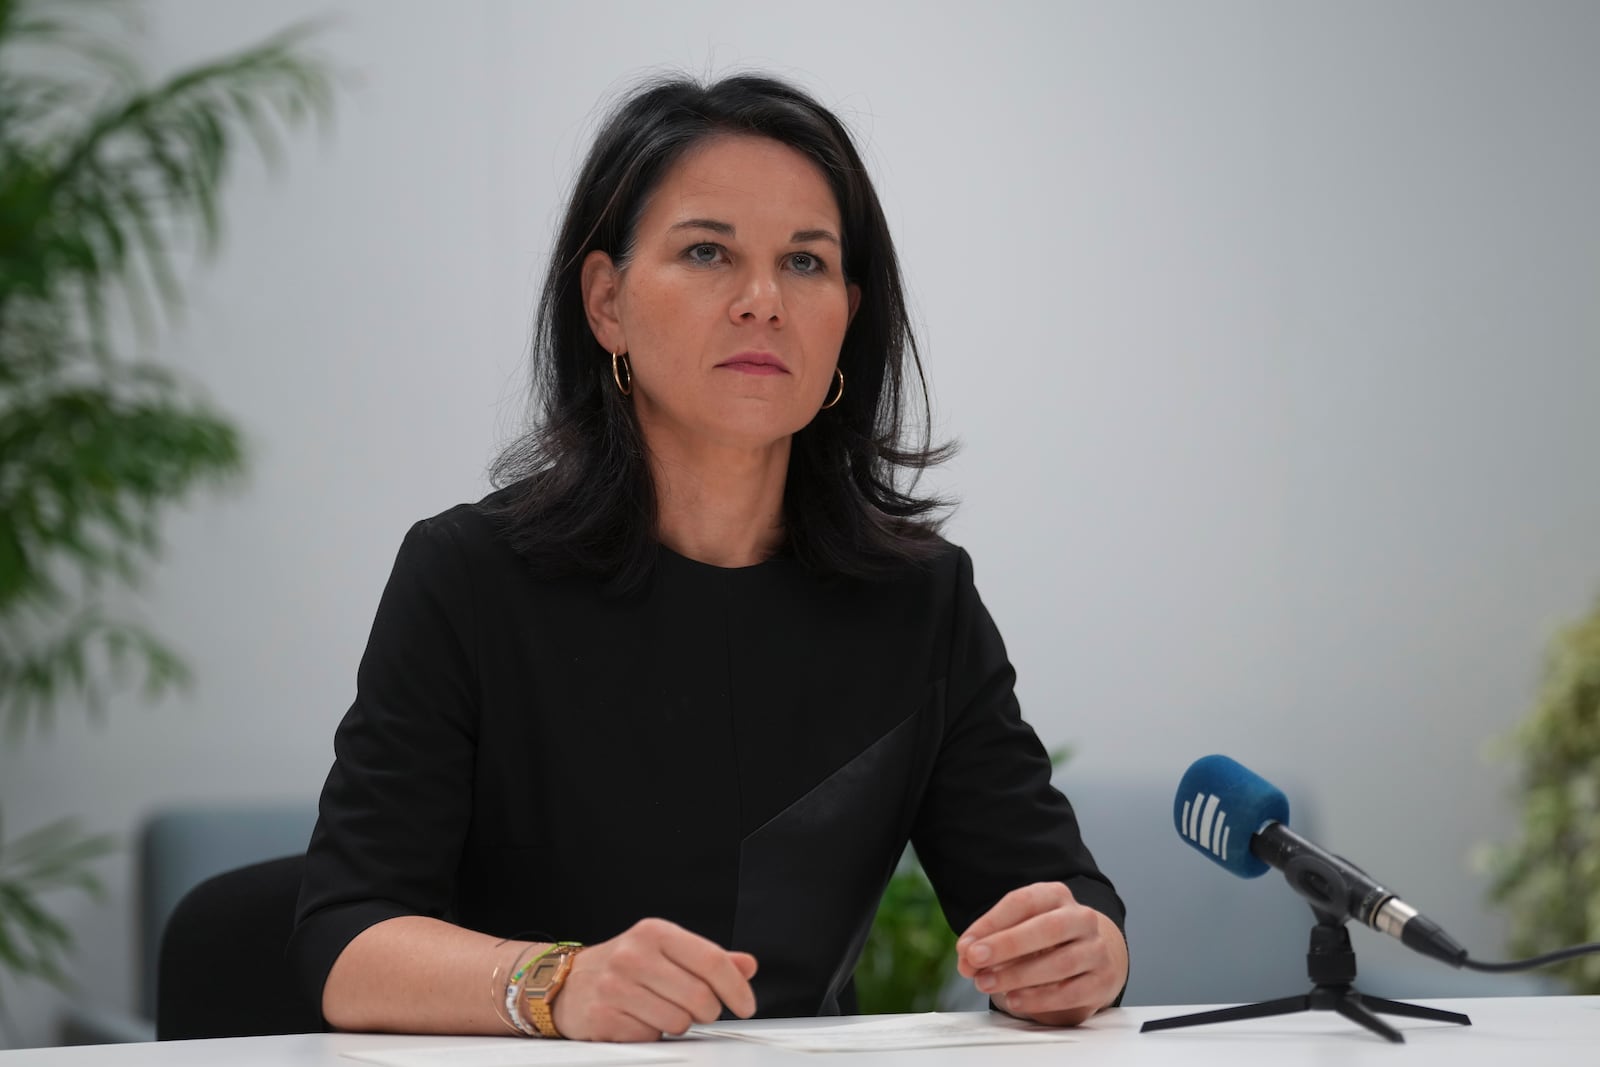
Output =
[{"x1": 1174, "y1": 754, "x2": 1290, "y2": 878}]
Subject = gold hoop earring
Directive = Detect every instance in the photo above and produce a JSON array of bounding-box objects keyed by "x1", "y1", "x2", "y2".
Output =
[
  {"x1": 820, "y1": 367, "x2": 844, "y2": 410},
  {"x1": 611, "y1": 352, "x2": 632, "y2": 397}
]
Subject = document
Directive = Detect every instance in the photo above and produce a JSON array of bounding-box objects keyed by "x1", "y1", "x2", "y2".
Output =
[
  {"x1": 687, "y1": 1012, "x2": 1078, "y2": 1052},
  {"x1": 341, "y1": 1042, "x2": 686, "y2": 1067}
]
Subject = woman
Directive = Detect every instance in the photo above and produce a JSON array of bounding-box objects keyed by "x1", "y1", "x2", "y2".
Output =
[{"x1": 290, "y1": 72, "x2": 1128, "y2": 1042}]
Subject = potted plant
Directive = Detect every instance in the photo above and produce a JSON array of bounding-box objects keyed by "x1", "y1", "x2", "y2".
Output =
[
  {"x1": 0, "y1": 0, "x2": 331, "y2": 1037},
  {"x1": 854, "y1": 845, "x2": 962, "y2": 1014},
  {"x1": 1487, "y1": 596, "x2": 1600, "y2": 992}
]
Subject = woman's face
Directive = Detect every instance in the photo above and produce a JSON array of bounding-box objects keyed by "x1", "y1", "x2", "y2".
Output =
[{"x1": 583, "y1": 135, "x2": 860, "y2": 454}]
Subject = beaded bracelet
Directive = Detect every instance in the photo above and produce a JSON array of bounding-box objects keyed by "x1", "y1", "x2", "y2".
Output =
[
  {"x1": 504, "y1": 948, "x2": 543, "y2": 1036},
  {"x1": 491, "y1": 943, "x2": 539, "y2": 1037}
]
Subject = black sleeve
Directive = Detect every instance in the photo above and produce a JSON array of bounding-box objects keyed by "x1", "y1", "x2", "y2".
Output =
[
  {"x1": 287, "y1": 518, "x2": 480, "y2": 1011},
  {"x1": 910, "y1": 548, "x2": 1127, "y2": 942}
]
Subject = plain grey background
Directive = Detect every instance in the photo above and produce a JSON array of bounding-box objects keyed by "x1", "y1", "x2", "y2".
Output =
[{"x1": 3, "y1": 0, "x2": 1598, "y2": 1047}]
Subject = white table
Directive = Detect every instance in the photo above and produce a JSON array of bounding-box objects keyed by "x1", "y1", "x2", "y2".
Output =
[{"x1": 3, "y1": 998, "x2": 1596, "y2": 1065}]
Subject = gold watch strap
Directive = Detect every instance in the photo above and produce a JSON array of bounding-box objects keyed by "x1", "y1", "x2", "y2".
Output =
[{"x1": 523, "y1": 943, "x2": 582, "y2": 1038}]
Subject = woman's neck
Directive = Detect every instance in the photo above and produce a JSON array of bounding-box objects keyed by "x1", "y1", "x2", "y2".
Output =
[{"x1": 646, "y1": 433, "x2": 790, "y2": 569}]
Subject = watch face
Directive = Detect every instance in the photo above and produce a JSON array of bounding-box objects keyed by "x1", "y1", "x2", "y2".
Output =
[{"x1": 526, "y1": 956, "x2": 563, "y2": 994}]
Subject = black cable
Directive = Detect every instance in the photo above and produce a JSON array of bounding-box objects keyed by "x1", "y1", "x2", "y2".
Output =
[{"x1": 1460, "y1": 942, "x2": 1600, "y2": 973}]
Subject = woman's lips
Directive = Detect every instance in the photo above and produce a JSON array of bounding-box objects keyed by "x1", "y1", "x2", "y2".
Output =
[
  {"x1": 717, "y1": 352, "x2": 790, "y2": 375},
  {"x1": 719, "y1": 361, "x2": 788, "y2": 375}
]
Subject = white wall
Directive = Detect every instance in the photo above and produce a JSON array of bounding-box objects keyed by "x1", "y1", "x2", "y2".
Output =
[{"x1": 4, "y1": 0, "x2": 1598, "y2": 1047}]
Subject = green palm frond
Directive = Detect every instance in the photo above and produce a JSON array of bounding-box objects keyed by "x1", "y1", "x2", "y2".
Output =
[
  {"x1": 1, "y1": 3, "x2": 335, "y2": 352},
  {"x1": 0, "y1": 814, "x2": 115, "y2": 991},
  {"x1": 2, "y1": 610, "x2": 191, "y2": 739},
  {"x1": 0, "y1": 0, "x2": 332, "y2": 733},
  {"x1": 0, "y1": 0, "x2": 337, "y2": 1016}
]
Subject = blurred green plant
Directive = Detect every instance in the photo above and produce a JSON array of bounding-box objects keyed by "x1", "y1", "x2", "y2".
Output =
[
  {"x1": 855, "y1": 745, "x2": 1072, "y2": 1014},
  {"x1": 0, "y1": 0, "x2": 332, "y2": 1035},
  {"x1": 1486, "y1": 597, "x2": 1600, "y2": 993},
  {"x1": 854, "y1": 846, "x2": 958, "y2": 1015}
]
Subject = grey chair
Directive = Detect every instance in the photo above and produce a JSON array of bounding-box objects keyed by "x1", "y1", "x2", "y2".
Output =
[
  {"x1": 58, "y1": 803, "x2": 318, "y2": 1044},
  {"x1": 156, "y1": 853, "x2": 323, "y2": 1039}
]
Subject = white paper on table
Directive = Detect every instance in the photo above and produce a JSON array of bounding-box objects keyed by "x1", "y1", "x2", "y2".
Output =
[
  {"x1": 340, "y1": 1041, "x2": 687, "y2": 1067},
  {"x1": 687, "y1": 1012, "x2": 1077, "y2": 1052}
]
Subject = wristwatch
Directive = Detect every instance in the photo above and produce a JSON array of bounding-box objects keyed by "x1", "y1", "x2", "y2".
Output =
[{"x1": 520, "y1": 942, "x2": 583, "y2": 1037}]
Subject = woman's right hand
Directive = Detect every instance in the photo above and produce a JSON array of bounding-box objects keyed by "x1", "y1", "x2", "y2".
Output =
[{"x1": 551, "y1": 918, "x2": 759, "y2": 1041}]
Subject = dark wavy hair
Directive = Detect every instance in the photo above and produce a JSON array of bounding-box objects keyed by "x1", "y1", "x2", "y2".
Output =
[{"x1": 489, "y1": 72, "x2": 953, "y2": 589}]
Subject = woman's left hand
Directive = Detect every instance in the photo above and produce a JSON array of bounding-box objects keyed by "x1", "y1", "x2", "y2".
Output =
[{"x1": 954, "y1": 881, "x2": 1128, "y2": 1026}]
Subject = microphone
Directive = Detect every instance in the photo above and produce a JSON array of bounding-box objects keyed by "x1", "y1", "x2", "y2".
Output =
[{"x1": 1173, "y1": 754, "x2": 1469, "y2": 967}]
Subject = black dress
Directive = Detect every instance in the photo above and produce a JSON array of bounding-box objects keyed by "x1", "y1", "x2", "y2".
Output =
[{"x1": 289, "y1": 496, "x2": 1124, "y2": 1019}]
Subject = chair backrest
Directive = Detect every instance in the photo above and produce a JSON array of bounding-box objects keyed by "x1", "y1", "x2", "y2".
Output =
[
  {"x1": 156, "y1": 853, "x2": 325, "y2": 1039},
  {"x1": 138, "y1": 805, "x2": 318, "y2": 1019},
  {"x1": 1061, "y1": 772, "x2": 1326, "y2": 1006}
]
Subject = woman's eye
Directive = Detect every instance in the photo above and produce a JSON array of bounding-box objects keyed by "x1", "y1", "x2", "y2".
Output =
[
  {"x1": 686, "y1": 243, "x2": 724, "y2": 265},
  {"x1": 789, "y1": 252, "x2": 824, "y2": 274}
]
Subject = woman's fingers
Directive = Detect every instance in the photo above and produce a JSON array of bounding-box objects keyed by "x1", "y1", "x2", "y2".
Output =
[
  {"x1": 955, "y1": 884, "x2": 1129, "y2": 1026},
  {"x1": 967, "y1": 906, "x2": 1099, "y2": 985},
  {"x1": 630, "y1": 952, "x2": 728, "y2": 1026},
  {"x1": 661, "y1": 930, "x2": 758, "y2": 1019},
  {"x1": 553, "y1": 918, "x2": 759, "y2": 1041},
  {"x1": 612, "y1": 982, "x2": 703, "y2": 1037},
  {"x1": 972, "y1": 941, "x2": 1087, "y2": 995},
  {"x1": 956, "y1": 882, "x2": 1086, "y2": 976}
]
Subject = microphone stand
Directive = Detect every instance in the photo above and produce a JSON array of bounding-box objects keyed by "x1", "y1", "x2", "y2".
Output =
[{"x1": 1140, "y1": 906, "x2": 1472, "y2": 1044}]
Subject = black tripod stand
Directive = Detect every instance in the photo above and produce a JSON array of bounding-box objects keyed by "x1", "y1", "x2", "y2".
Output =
[{"x1": 1140, "y1": 908, "x2": 1472, "y2": 1044}]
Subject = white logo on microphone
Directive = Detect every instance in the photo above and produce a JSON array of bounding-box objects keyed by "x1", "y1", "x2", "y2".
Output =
[{"x1": 1182, "y1": 791, "x2": 1232, "y2": 860}]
